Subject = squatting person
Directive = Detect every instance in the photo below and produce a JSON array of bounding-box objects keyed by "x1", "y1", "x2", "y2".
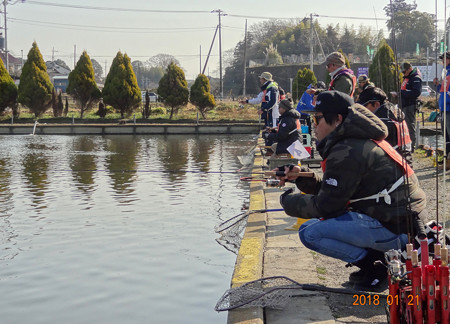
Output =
[{"x1": 275, "y1": 91, "x2": 427, "y2": 290}]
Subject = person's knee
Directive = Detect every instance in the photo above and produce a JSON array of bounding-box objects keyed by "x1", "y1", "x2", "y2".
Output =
[{"x1": 299, "y1": 220, "x2": 320, "y2": 250}]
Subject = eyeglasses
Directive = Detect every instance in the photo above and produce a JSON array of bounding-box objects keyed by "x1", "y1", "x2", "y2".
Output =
[
  {"x1": 359, "y1": 100, "x2": 378, "y2": 107},
  {"x1": 312, "y1": 115, "x2": 325, "y2": 125}
]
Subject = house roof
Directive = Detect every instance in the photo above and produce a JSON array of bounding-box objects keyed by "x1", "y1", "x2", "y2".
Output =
[
  {"x1": 0, "y1": 52, "x2": 22, "y2": 65},
  {"x1": 46, "y1": 61, "x2": 71, "y2": 76}
]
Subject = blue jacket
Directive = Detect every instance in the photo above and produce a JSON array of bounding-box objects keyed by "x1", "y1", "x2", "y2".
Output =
[
  {"x1": 437, "y1": 64, "x2": 450, "y2": 112},
  {"x1": 296, "y1": 91, "x2": 314, "y2": 118}
]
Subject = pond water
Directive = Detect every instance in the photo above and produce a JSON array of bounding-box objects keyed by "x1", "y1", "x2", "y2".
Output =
[{"x1": 0, "y1": 134, "x2": 255, "y2": 324}]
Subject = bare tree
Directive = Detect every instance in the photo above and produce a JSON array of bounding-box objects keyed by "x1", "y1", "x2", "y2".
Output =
[
  {"x1": 91, "y1": 58, "x2": 104, "y2": 82},
  {"x1": 147, "y1": 53, "x2": 180, "y2": 69}
]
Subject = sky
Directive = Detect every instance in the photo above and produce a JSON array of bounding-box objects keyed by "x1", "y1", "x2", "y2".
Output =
[{"x1": 2, "y1": 0, "x2": 443, "y2": 80}]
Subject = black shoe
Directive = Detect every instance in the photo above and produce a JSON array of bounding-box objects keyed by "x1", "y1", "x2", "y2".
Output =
[
  {"x1": 353, "y1": 268, "x2": 388, "y2": 292},
  {"x1": 348, "y1": 268, "x2": 367, "y2": 283},
  {"x1": 348, "y1": 249, "x2": 387, "y2": 289}
]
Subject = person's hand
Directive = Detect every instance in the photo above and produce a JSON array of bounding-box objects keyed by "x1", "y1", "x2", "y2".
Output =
[
  {"x1": 306, "y1": 88, "x2": 316, "y2": 95},
  {"x1": 390, "y1": 91, "x2": 398, "y2": 97},
  {"x1": 257, "y1": 109, "x2": 263, "y2": 115},
  {"x1": 272, "y1": 164, "x2": 302, "y2": 186},
  {"x1": 239, "y1": 100, "x2": 247, "y2": 105},
  {"x1": 433, "y1": 78, "x2": 439, "y2": 86}
]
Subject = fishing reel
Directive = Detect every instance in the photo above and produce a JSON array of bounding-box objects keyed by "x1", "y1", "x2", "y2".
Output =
[{"x1": 266, "y1": 178, "x2": 281, "y2": 187}]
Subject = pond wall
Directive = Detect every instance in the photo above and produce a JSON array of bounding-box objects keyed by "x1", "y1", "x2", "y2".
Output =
[{"x1": 0, "y1": 123, "x2": 261, "y2": 135}]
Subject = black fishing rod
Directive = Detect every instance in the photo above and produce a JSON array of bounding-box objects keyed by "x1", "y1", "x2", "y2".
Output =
[{"x1": 389, "y1": 0, "x2": 421, "y2": 245}]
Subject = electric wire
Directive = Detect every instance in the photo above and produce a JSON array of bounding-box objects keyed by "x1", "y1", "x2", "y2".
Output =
[
  {"x1": 8, "y1": 17, "x2": 216, "y2": 34},
  {"x1": 25, "y1": 0, "x2": 210, "y2": 14}
]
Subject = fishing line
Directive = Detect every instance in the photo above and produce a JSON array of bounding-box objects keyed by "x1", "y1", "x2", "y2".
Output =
[
  {"x1": 389, "y1": 0, "x2": 415, "y2": 243},
  {"x1": 443, "y1": 0, "x2": 448, "y2": 241},
  {"x1": 16, "y1": 168, "x2": 269, "y2": 175}
]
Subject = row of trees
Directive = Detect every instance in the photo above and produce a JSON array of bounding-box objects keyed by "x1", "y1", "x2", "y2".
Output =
[
  {"x1": 224, "y1": 0, "x2": 436, "y2": 95},
  {"x1": 289, "y1": 39, "x2": 401, "y2": 104},
  {"x1": 0, "y1": 42, "x2": 216, "y2": 120}
]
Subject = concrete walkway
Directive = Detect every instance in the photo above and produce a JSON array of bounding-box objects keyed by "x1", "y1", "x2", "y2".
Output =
[{"x1": 228, "y1": 145, "x2": 335, "y2": 324}]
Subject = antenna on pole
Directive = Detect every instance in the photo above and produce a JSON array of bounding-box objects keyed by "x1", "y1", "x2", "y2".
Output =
[
  {"x1": 243, "y1": 19, "x2": 247, "y2": 97},
  {"x1": 212, "y1": 9, "x2": 227, "y2": 100}
]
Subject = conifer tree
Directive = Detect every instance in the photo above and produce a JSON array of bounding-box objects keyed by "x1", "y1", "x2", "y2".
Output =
[
  {"x1": 190, "y1": 74, "x2": 216, "y2": 119},
  {"x1": 157, "y1": 62, "x2": 189, "y2": 119},
  {"x1": 369, "y1": 40, "x2": 398, "y2": 101},
  {"x1": 292, "y1": 68, "x2": 317, "y2": 102},
  {"x1": 102, "y1": 51, "x2": 141, "y2": 118},
  {"x1": 64, "y1": 97, "x2": 69, "y2": 117},
  {"x1": 57, "y1": 92, "x2": 64, "y2": 117},
  {"x1": 67, "y1": 51, "x2": 101, "y2": 119},
  {"x1": 18, "y1": 42, "x2": 54, "y2": 117},
  {"x1": 96, "y1": 99, "x2": 107, "y2": 118},
  {"x1": 0, "y1": 58, "x2": 18, "y2": 114},
  {"x1": 142, "y1": 90, "x2": 150, "y2": 119},
  {"x1": 51, "y1": 89, "x2": 57, "y2": 117}
]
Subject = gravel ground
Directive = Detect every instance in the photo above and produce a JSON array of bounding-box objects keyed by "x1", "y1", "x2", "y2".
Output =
[{"x1": 312, "y1": 152, "x2": 450, "y2": 323}]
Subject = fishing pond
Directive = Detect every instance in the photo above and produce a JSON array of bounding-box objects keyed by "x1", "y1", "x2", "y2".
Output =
[{"x1": 0, "y1": 134, "x2": 255, "y2": 324}]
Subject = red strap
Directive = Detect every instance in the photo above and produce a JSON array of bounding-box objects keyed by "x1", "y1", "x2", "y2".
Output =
[
  {"x1": 372, "y1": 140, "x2": 414, "y2": 177},
  {"x1": 394, "y1": 120, "x2": 412, "y2": 148},
  {"x1": 320, "y1": 159, "x2": 327, "y2": 172}
]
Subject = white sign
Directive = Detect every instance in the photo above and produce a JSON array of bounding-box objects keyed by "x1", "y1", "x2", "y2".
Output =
[
  {"x1": 416, "y1": 64, "x2": 440, "y2": 82},
  {"x1": 287, "y1": 140, "x2": 311, "y2": 160}
]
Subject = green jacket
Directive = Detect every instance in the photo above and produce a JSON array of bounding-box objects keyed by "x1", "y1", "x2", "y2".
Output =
[{"x1": 282, "y1": 104, "x2": 426, "y2": 234}]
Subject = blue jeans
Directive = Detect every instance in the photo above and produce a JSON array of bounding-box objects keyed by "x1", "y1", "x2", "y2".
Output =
[
  {"x1": 299, "y1": 211, "x2": 408, "y2": 263},
  {"x1": 441, "y1": 112, "x2": 450, "y2": 154}
]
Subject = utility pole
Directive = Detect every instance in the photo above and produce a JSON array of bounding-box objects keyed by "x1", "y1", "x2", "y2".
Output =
[
  {"x1": 2, "y1": 0, "x2": 24, "y2": 74},
  {"x1": 242, "y1": 19, "x2": 247, "y2": 97},
  {"x1": 52, "y1": 47, "x2": 58, "y2": 62},
  {"x1": 426, "y1": 47, "x2": 429, "y2": 87},
  {"x1": 199, "y1": 45, "x2": 202, "y2": 74},
  {"x1": 3, "y1": 0, "x2": 8, "y2": 73},
  {"x1": 212, "y1": 9, "x2": 226, "y2": 100},
  {"x1": 310, "y1": 13, "x2": 313, "y2": 72}
]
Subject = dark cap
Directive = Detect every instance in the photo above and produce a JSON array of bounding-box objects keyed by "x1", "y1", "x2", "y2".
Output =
[
  {"x1": 356, "y1": 87, "x2": 387, "y2": 105},
  {"x1": 439, "y1": 51, "x2": 450, "y2": 60},
  {"x1": 314, "y1": 91, "x2": 354, "y2": 116},
  {"x1": 401, "y1": 62, "x2": 412, "y2": 73},
  {"x1": 315, "y1": 81, "x2": 326, "y2": 89},
  {"x1": 358, "y1": 74, "x2": 369, "y2": 83},
  {"x1": 279, "y1": 99, "x2": 293, "y2": 110}
]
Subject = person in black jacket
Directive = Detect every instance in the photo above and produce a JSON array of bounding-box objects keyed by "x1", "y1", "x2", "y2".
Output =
[
  {"x1": 265, "y1": 99, "x2": 301, "y2": 155},
  {"x1": 357, "y1": 86, "x2": 413, "y2": 167},
  {"x1": 398, "y1": 62, "x2": 422, "y2": 150}
]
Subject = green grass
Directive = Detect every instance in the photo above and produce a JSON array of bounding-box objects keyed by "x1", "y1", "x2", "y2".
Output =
[{"x1": 1, "y1": 101, "x2": 260, "y2": 124}]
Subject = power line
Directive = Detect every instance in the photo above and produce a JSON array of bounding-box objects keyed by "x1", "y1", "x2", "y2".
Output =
[
  {"x1": 8, "y1": 17, "x2": 216, "y2": 33},
  {"x1": 25, "y1": 0, "x2": 210, "y2": 14},
  {"x1": 226, "y1": 13, "x2": 389, "y2": 21}
]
